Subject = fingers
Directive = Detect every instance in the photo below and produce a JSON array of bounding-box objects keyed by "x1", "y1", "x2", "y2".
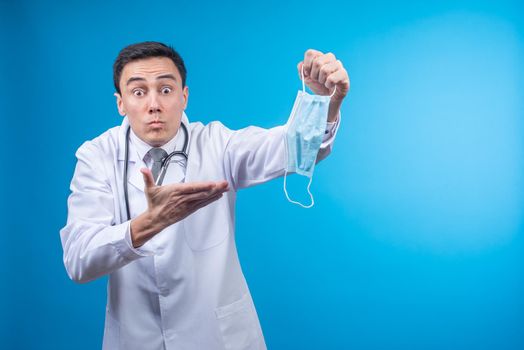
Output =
[
  {"x1": 178, "y1": 182, "x2": 214, "y2": 194},
  {"x1": 309, "y1": 52, "x2": 336, "y2": 83},
  {"x1": 140, "y1": 168, "x2": 155, "y2": 189},
  {"x1": 318, "y1": 60, "x2": 341, "y2": 85},
  {"x1": 302, "y1": 49, "x2": 323, "y2": 77},
  {"x1": 213, "y1": 180, "x2": 229, "y2": 191},
  {"x1": 164, "y1": 180, "x2": 229, "y2": 195},
  {"x1": 325, "y1": 68, "x2": 350, "y2": 93},
  {"x1": 182, "y1": 183, "x2": 229, "y2": 202},
  {"x1": 299, "y1": 49, "x2": 349, "y2": 98}
]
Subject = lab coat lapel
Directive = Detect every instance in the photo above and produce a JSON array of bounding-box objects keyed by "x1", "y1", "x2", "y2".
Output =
[
  {"x1": 128, "y1": 160, "x2": 146, "y2": 192},
  {"x1": 117, "y1": 117, "x2": 146, "y2": 193}
]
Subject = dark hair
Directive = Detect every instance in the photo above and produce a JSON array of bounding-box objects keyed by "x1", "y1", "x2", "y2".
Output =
[{"x1": 113, "y1": 41, "x2": 187, "y2": 94}]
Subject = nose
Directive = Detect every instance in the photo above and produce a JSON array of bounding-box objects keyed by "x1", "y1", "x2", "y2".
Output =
[{"x1": 148, "y1": 92, "x2": 161, "y2": 114}]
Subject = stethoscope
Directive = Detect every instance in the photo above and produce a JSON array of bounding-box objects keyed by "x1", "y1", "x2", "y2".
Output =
[{"x1": 123, "y1": 122, "x2": 189, "y2": 221}]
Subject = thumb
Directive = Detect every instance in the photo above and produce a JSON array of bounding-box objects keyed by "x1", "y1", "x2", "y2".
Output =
[{"x1": 140, "y1": 168, "x2": 155, "y2": 189}]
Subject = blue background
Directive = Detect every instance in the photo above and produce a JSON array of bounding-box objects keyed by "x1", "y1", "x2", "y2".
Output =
[{"x1": 2, "y1": 0, "x2": 523, "y2": 349}]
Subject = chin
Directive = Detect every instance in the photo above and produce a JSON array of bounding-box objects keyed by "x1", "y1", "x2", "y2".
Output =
[
  {"x1": 145, "y1": 130, "x2": 167, "y2": 142},
  {"x1": 148, "y1": 139, "x2": 167, "y2": 147}
]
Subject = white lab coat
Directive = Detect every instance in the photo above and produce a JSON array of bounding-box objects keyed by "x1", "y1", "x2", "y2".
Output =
[{"x1": 60, "y1": 111, "x2": 340, "y2": 350}]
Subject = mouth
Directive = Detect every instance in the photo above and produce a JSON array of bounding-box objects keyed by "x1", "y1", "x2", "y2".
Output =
[{"x1": 148, "y1": 120, "x2": 165, "y2": 128}]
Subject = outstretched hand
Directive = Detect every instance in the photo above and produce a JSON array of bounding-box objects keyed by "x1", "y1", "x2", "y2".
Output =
[{"x1": 130, "y1": 168, "x2": 229, "y2": 247}]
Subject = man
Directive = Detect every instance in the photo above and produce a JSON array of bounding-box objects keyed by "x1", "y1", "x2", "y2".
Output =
[{"x1": 61, "y1": 41, "x2": 349, "y2": 349}]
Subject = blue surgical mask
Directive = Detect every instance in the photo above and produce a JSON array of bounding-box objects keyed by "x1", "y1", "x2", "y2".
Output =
[{"x1": 283, "y1": 67, "x2": 335, "y2": 208}]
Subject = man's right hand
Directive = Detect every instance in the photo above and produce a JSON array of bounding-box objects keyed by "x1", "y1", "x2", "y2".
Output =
[{"x1": 130, "y1": 168, "x2": 229, "y2": 248}]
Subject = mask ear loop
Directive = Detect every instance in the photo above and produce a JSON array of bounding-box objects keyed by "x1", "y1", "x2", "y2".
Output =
[
  {"x1": 301, "y1": 63, "x2": 337, "y2": 97},
  {"x1": 283, "y1": 170, "x2": 315, "y2": 208}
]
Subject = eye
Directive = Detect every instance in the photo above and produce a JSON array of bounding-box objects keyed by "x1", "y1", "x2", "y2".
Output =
[
  {"x1": 161, "y1": 86, "x2": 172, "y2": 95},
  {"x1": 132, "y1": 89, "x2": 145, "y2": 97}
]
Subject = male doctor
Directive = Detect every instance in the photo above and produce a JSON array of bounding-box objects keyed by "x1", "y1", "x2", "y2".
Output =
[{"x1": 61, "y1": 41, "x2": 349, "y2": 350}]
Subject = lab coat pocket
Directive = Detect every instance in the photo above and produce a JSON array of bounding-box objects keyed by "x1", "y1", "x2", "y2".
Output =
[
  {"x1": 215, "y1": 293, "x2": 264, "y2": 350},
  {"x1": 183, "y1": 203, "x2": 229, "y2": 251}
]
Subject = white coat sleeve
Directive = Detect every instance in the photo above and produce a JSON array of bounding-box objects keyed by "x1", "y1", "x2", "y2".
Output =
[
  {"x1": 60, "y1": 141, "x2": 150, "y2": 283},
  {"x1": 224, "y1": 114, "x2": 341, "y2": 190}
]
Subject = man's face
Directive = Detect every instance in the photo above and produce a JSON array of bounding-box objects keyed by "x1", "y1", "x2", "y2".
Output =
[{"x1": 115, "y1": 57, "x2": 188, "y2": 147}]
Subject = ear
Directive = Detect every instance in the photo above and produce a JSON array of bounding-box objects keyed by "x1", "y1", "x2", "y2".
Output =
[
  {"x1": 114, "y1": 92, "x2": 126, "y2": 116},
  {"x1": 182, "y1": 86, "x2": 189, "y2": 110}
]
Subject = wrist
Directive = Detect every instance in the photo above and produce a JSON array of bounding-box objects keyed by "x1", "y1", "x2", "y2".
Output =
[{"x1": 130, "y1": 210, "x2": 162, "y2": 248}]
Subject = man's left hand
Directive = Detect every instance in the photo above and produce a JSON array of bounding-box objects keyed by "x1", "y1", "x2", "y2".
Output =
[
  {"x1": 298, "y1": 49, "x2": 350, "y2": 122},
  {"x1": 298, "y1": 49, "x2": 350, "y2": 103}
]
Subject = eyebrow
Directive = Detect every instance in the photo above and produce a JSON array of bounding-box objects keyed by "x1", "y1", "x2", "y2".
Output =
[{"x1": 126, "y1": 74, "x2": 178, "y2": 86}]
